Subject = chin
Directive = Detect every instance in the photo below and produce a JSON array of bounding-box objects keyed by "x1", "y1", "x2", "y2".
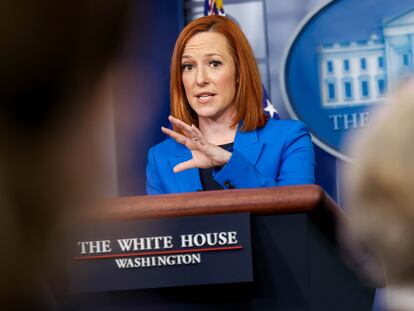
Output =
[
  {"x1": 191, "y1": 107, "x2": 216, "y2": 117},
  {"x1": 197, "y1": 108, "x2": 221, "y2": 117}
]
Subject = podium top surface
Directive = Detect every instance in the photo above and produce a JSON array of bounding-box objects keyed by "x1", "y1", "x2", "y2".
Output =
[{"x1": 88, "y1": 185, "x2": 340, "y2": 221}]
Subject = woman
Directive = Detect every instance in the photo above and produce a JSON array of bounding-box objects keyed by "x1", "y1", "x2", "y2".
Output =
[{"x1": 146, "y1": 15, "x2": 314, "y2": 195}]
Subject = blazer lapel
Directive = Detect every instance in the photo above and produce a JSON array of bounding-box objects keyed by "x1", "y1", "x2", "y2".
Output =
[
  {"x1": 168, "y1": 146, "x2": 202, "y2": 193},
  {"x1": 234, "y1": 128, "x2": 263, "y2": 165}
]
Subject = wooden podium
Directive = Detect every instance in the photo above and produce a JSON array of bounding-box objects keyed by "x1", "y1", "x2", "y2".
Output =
[{"x1": 71, "y1": 185, "x2": 374, "y2": 310}]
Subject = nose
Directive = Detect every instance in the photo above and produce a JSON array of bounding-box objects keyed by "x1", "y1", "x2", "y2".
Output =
[{"x1": 195, "y1": 66, "x2": 209, "y2": 86}]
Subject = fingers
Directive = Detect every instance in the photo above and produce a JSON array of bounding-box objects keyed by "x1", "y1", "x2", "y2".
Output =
[
  {"x1": 169, "y1": 115, "x2": 201, "y2": 139},
  {"x1": 168, "y1": 115, "x2": 193, "y2": 133},
  {"x1": 164, "y1": 116, "x2": 209, "y2": 153},
  {"x1": 173, "y1": 159, "x2": 196, "y2": 173},
  {"x1": 191, "y1": 124, "x2": 206, "y2": 145},
  {"x1": 191, "y1": 124, "x2": 202, "y2": 135},
  {"x1": 161, "y1": 126, "x2": 188, "y2": 145}
]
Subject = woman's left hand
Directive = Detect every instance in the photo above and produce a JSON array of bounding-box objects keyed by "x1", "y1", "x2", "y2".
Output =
[{"x1": 161, "y1": 115, "x2": 231, "y2": 173}]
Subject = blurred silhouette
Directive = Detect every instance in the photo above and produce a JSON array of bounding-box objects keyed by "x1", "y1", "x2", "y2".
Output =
[
  {"x1": 344, "y1": 80, "x2": 414, "y2": 311},
  {"x1": 0, "y1": 0, "x2": 134, "y2": 308}
]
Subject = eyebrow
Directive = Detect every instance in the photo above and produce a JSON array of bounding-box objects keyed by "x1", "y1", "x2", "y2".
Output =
[{"x1": 181, "y1": 52, "x2": 224, "y2": 59}]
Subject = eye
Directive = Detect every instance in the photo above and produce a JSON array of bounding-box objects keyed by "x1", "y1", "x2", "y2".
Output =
[
  {"x1": 209, "y1": 60, "x2": 222, "y2": 68},
  {"x1": 182, "y1": 63, "x2": 194, "y2": 71}
]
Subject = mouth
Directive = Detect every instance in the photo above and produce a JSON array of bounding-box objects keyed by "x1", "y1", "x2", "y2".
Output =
[{"x1": 195, "y1": 92, "x2": 216, "y2": 100}]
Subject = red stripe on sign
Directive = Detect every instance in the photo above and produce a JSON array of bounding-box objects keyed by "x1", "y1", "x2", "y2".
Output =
[{"x1": 74, "y1": 245, "x2": 243, "y2": 260}]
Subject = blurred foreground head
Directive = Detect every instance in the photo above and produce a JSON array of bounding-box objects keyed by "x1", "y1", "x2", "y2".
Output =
[
  {"x1": 0, "y1": 0, "x2": 132, "y2": 306},
  {"x1": 345, "y1": 80, "x2": 414, "y2": 289}
]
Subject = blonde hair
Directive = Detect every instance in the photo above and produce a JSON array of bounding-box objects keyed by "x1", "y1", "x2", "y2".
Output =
[{"x1": 345, "y1": 81, "x2": 414, "y2": 286}]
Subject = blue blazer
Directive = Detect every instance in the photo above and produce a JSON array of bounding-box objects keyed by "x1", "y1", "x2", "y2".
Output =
[{"x1": 146, "y1": 119, "x2": 315, "y2": 194}]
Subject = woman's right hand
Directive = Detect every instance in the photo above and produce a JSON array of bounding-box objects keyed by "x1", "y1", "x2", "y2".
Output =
[{"x1": 161, "y1": 115, "x2": 231, "y2": 173}]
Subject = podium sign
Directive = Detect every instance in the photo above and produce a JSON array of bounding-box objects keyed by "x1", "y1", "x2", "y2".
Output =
[{"x1": 68, "y1": 213, "x2": 253, "y2": 292}]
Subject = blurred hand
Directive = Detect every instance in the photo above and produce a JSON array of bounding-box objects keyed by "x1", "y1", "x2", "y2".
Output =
[{"x1": 161, "y1": 115, "x2": 231, "y2": 173}]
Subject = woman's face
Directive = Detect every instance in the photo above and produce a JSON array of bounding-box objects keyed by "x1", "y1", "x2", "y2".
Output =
[{"x1": 181, "y1": 31, "x2": 237, "y2": 123}]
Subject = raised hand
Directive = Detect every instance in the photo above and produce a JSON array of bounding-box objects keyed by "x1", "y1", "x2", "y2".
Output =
[{"x1": 161, "y1": 115, "x2": 231, "y2": 173}]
